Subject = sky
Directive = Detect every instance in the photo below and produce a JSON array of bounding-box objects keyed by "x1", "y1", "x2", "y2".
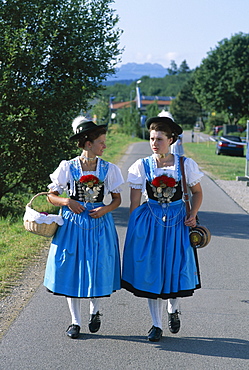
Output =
[{"x1": 112, "y1": 0, "x2": 249, "y2": 70}]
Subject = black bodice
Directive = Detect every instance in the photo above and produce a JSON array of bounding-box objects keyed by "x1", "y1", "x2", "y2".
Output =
[
  {"x1": 68, "y1": 181, "x2": 105, "y2": 203},
  {"x1": 146, "y1": 179, "x2": 182, "y2": 202}
]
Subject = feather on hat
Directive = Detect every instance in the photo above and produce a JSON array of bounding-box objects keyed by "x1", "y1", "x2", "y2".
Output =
[{"x1": 69, "y1": 116, "x2": 107, "y2": 141}]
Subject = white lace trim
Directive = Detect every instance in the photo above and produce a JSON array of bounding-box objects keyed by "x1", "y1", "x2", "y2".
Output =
[
  {"x1": 47, "y1": 183, "x2": 64, "y2": 194},
  {"x1": 188, "y1": 178, "x2": 201, "y2": 188},
  {"x1": 48, "y1": 158, "x2": 124, "y2": 196},
  {"x1": 129, "y1": 183, "x2": 143, "y2": 190},
  {"x1": 23, "y1": 206, "x2": 64, "y2": 225},
  {"x1": 110, "y1": 186, "x2": 123, "y2": 193},
  {"x1": 127, "y1": 156, "x2": 203, "y2": 192}
]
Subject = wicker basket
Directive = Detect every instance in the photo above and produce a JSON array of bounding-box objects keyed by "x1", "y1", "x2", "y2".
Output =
[
  {"x1": 24, "y1": 192, "x2": 63, "y2": 237},
  {"x1": 24, "y1": 219, "x2": 59, "y2": 237}
]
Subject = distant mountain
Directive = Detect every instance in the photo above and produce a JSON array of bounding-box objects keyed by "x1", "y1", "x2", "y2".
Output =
[{"x1": 106, "y1": 62, "x2": 168, "y2": 82}]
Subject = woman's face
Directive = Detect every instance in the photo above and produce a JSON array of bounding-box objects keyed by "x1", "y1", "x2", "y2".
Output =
[
  {"x1": 150, "y1": 130, "x2": 173, "y2": 155},
  {"x1": 87, "y1": 134, "x2": 107, "y2": 157}
]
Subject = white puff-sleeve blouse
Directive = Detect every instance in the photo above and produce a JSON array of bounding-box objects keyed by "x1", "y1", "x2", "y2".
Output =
[
  {"x1": 48, "y1": 157, "x2": 124, "y2": 196},
  {"x1": 127, "y1": 154, "x2": 203, "y2": 195}
]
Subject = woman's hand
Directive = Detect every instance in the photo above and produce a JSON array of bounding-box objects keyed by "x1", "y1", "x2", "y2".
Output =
[
  {"x1": 47, "y1": 192, "x2": 85, "y2": 214},
  {"x1": 185, "y1": 182, "x2": 203, "y2": 227},
  {"x1": 184, "y1": 213, "x2": 197, "y2": 227},
  {"x1": 89, "y1": 192, "x2": 121, "y2": 218},
  {"x1": 89, "y1": 206, "x2": 106, "y2": 219},
  {"x1": 67, "y1": 199, "x2": 85, "y2": 214}
]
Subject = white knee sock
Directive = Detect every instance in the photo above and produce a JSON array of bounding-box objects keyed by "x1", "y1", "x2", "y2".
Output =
[
  {"x1": 148, "y1": 298, "x2": 163, "y2": 329},
  {"x1": 89, "y1": 298, "x2": 100, "y2": 315},
  {"x1": 67, "y1": 297, "x2": 81, "y2": 326},
  {"x1": 167, "y1": 298, "x2": 180, "y2": 314}
]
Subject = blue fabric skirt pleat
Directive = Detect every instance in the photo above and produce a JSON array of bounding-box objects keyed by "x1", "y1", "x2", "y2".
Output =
[
  {"x1": 44, "y1": 202, "x2": 121, "y2": 298},
  {"x1": 121, "y1": 199, "x2": 201, "y2": 299}
]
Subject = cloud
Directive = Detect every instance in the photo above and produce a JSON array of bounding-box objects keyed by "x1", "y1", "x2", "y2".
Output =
[{"x1": 164, "y1": 52, "x2": 179, "y2": 62}]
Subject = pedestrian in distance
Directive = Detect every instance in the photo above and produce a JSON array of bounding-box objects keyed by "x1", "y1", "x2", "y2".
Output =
[
  {"x1": 122, "y1": 116, "x2": 203, "y2": 342},
  {"x1": 158, "y1": 110, "x2": 184, "y2": 156},
  {"x1": 44, "y1": 116, "x2": 124, "y2": 339},
  {"x1": 171, "y1": 133, "x2": 184, "y2": 156},
  {"x1": 191, "y1": 129, "x2": 194, "y2": 142}
]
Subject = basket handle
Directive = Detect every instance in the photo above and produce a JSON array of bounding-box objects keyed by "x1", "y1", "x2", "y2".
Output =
[
  {"x1": 27, "y1": 192, "x2": 50, "y2": 208},
  {"x1": 27, "y1": 192, "x2": 62, "y2": 216}
]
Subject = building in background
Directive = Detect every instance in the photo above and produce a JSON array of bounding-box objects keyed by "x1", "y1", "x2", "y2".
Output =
[{"x1": 110, "y1": 96, "x2": 175, "y2": 113}]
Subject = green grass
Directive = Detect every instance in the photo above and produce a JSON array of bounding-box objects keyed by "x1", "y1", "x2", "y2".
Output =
[
  {"x1": 103, "y1": 127, "x2": 142, "y2": 163},
  {"x1": 0, "y1": 218, "x2": 49, "y2": 296},
  {"x1": 0, "y1": 128, "x2": 141, "y2": 298},
  {"x1": 184, "y1": 141, "x2": 246, "y2": 180}
]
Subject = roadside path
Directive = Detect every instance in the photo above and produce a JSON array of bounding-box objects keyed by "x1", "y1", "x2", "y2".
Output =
[{"x1": 1, "y1": 141, "x2": 248, "y2": 370}]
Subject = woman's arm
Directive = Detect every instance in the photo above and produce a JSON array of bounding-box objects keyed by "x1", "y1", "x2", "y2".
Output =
[
  {"x1": 47, "y1": 191, "x2": 85, "y2": 214},
  {"x1": 89, "y1": 192, "x2": 121, "y2": 219},
  {"x1": 184, "y1": 182, "x2": 203, "y2": 227},
  {"x1": 129, "y1": 188, "x2": 142, "y2": 214}
]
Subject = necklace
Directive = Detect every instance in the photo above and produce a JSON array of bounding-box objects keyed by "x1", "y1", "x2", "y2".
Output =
[
  {"x1": 80, "y1": 154, "x2": 97, "y2": 162},
  {"x1": 155, "y1": 153, "x2": 173, "y2": 168},
  {"x1": 147, "y1": 201, "x2": 185, "y2": 227},
  {"x1": 155, "y1": 152, "x2": 171, "y2": 159}
]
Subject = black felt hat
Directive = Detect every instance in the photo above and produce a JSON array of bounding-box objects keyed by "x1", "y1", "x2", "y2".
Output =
[
  {"x1": 146, "y1": 116, "x2": 182, "y2": 135},
  {"x1": 69, "y1": 116, "x2": 108, "y2": 141}
]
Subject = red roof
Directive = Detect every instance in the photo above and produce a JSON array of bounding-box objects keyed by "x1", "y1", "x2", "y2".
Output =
[{"x1": 112, "y1": 99, "x2": 172, "y2": 109}]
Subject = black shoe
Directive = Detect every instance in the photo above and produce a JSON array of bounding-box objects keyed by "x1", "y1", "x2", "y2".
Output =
[
  {"x1": 66, "y1": 324, "x2": 80, "y2": 339},
  {"x1": 147, "y1": 326, "x2": 163, "y2": 342},
  {"x1": 89, "y1": 311, "x2": 102, "y2": 333},
  {"x1": 168, "y1": 310, "x2": 181, "y2": 334}
]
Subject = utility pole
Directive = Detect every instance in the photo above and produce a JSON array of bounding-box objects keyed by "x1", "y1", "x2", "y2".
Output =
[
  {"x1": 245, "y1": 120, "x2": 249, "y2": 177},
  {"x1": 236, "y1": 120, "x2": 249, "y2": 183}
]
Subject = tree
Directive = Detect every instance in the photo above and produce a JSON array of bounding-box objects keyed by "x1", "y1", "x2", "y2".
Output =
[
  {"x1": 0, "y1": 0, "x2": 122, "y2": 203},
  {"x1": 91, "y1": 99, "x2": 110, "y2": 125},
  {"x1": 145, "y1": 101, "x2": 160, "y2": 118},
  {"x1": 116, "y1": 107, "x2": 141, "y2": 137},
  {"x1": 178, "y1": 60, "x2": 191, "y2": 74},
  {"x1": 193, "y1": 33, "x2": 249, "y2": 124},
  {"x1": 170, "y1": 78, "x2": 202, "y2": 127},
  {"x1": 167, "y1": 60, "x2": 178, "y2": 75},
  {"x1": 100, "y1": 72, "x2": 192, "y2": 102}
]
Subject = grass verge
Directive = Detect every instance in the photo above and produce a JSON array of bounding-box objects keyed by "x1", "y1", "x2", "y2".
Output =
[
  {"x1": 0, "y1": 219, "x2": 49, "y2": 296},
  {"x1": 184, "y1": 141, "x2": 246, "y2": 180}
]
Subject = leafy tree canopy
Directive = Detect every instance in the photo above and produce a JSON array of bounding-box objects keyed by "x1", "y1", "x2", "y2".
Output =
[
  {"x1": 193, "y1": 33, "x2": 249, "y2": 123},
  {"x1": 178, "y1": 60, "x2": 191, "y2": 74},
  {"x1": 0, "y1": 0, "x2": 122, "y2": 202},
  {"x1": 167, "y1": 60, "x2": 178, "y2": 75},
  {"x1": 170, "y1": 78, "x2": 202, "y2": 127}
]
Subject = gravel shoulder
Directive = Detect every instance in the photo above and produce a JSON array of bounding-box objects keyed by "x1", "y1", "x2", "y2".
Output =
[{"x1": 1, "y1": 175, "x2": 248, "y2": 339}]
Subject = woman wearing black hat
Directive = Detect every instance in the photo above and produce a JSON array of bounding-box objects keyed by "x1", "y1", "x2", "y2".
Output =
[
  {"x1": 44, "y1": 116, "x2": 124, "y2": 339},
  {"x1": 122, "y1": 116, "x2": 203, "y2": 342}
]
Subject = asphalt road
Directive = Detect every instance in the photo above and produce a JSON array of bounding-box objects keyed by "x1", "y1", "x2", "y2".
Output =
[{"x1": 1, "y1": 141, "x2": 248, "y2": 370}]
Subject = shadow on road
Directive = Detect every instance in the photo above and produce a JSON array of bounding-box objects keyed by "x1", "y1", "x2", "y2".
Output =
[
  {"x1": 112, "y1": 206, "x2": 129, "y2": 227},
  {"x1": 75, "y1": 333, "x2": 249, "y2": 360},
  {"x1": 198, "y1": 210, "x2": 248, "y2": 239},
  {"x1": 112, "y1": 208, "x2": 248, "y2": 239}
]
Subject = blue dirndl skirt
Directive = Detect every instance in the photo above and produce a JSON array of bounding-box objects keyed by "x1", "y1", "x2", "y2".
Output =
[
  {"x1": 44, "y1": 202, "x2": 121, "y2": 298},
  {"x1": 121, "y1": 199, "x2": 201, "y2": 299}
]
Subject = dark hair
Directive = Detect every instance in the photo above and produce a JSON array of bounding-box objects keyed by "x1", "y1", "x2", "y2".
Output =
[
  {"x1": 149, "y1": 122, "x2": 178, "y2": 144},
  {"x1": 77, "y1": 127, "x2": 107, "y2": 149}
]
